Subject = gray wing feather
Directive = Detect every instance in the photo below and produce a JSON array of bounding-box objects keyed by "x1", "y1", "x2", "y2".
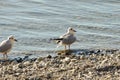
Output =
[
  {"x1": 62, "y1": 34, "x2": 76, "y2": 45},
  {"x1": 0, "y1": 40, "x2": 12, "y2": 53},
  {"x1": 54, "y1": 33, "x2": 67, "y2": 44}
]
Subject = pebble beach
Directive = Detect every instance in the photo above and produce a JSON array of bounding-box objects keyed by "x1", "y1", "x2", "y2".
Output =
[
  {"x1": 0, "y1": 49, "x2": 120, "y2": 80},
  {"x1": 0, "y1": 0, "x2": 120, "y2": 80}
]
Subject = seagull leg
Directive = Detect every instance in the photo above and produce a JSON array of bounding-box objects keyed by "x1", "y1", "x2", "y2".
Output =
[
  {"x1": 3, "y1": 53, "x2": 5, "y2": 59},
  {"x1": 54, "y1": 45, "x2": 60, "y2": 53},
  {"x1": 4, "y1": 53, "x2": 8, "y2": 60},
  {"x1": 5, "y1": 53, "x2": 8, "y2": 60},
  {"x1": 68, "y1": 45, "x2": 70, "y2": 51},
  {"x1": 65, "y1": 45, "x2": 66, "y2": 51},
  {"x1": 64, "y1": 45, "x2": 66, "y2": 52}
]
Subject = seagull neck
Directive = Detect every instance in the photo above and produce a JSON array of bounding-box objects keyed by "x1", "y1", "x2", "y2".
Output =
[
  {"x1": 8, "y1": 39, "x2": 14, "y2": 44},
  {"x1": 67, "y1": 31, "x2": 74, "y2": 35}
]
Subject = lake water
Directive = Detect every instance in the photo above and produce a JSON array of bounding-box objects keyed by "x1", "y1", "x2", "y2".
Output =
[{"x1": 0, "y1": 0, "x2": 120, "y2": 57}]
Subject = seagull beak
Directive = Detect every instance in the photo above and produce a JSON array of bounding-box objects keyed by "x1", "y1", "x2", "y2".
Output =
[
  {"x1": 14, "y1": 39, "x2": 18, "y2": 42},
  {"x1": 73, "y1": 30, "x2": 76, "y2": 32}
]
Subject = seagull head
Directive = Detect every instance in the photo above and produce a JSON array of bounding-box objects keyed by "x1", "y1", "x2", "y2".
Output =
[
  {"x1": 8, "y1": 35, "x2": 17, "y2": 42},
  {"x1": 67, "y1": 27, "x2": 76, "y2": 34}
]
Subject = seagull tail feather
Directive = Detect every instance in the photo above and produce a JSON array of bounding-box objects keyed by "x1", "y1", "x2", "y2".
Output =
[
  {"x1": 50, "y1": 38, "x2": 64, "y2": 41},
  {"x1": 50, "y1": 38, "x2": 64, "y2": 44}
]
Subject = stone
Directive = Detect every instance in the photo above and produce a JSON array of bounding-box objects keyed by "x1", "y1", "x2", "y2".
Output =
[
  {"x1": 30, "y1": 58, "x2": 37, "y2": 62},
  {"x1": 17, "y1": 63, "x2": 24, "y2": 69},
  {"x1": 14, "y1": 57, "x2": 23, "y2": 63},
  {"x1": 47, "y1": 55, "x2": 52, "y2": 58},
  {"x1": 23, "y1": 61, "x2": 31, "y2": 66},
  {"x1": 62, "y1": 57, "x2": 71, "y2": 64},
  {"x1": 14, "y1": 73, "x2": 21, "y2": 77},
  {"x1": 11, "y1": 60, "x2": 18, "y2": 65},
  {"x1": 71, "y1": 59, "x2": 77, "y2": 62},
  {"x1": 29, "y1": 76, "x2": 42, "y2": 80},
  {"x1": 23, "y1": 56, "x2": 29, "y2": 61}
]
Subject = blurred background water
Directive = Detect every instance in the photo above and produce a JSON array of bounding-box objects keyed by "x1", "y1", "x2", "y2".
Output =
[{"x1": 0, "y1": 0, "x2": 120, "y2": 57}]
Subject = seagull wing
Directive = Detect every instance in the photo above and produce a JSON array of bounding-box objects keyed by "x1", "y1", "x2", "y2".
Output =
[
  {"x1": 56, "y1": 33, "x2": 69, "y2": 44},
  {"x1": 60, "y1": 32, "x2": 69, "y2": 38},
  {"x1": 0, "y1": 40, "x2": 12, "y2": 53}
]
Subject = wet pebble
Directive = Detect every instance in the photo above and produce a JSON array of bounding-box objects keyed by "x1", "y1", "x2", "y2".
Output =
[
  {"x1": 47, "y1": 55, "x2": 52, "y2": 58},
  {"x1": 23, "y1": 56, "x2": 29, "y2": 61},
  {"x1": 89, "y1": 50, "x2": 95, "y2": 54},
  {"x1": 95, "y1": 49, "x2": 101, "y2": 54},
  {"x1": 77, "y1": 51, "x2": 86, "y2": 55},
  {"x1": 14, "y1": 57, "x2": 23, "y2": 63}
]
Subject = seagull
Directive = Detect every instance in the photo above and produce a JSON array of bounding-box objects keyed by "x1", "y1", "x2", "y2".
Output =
[
  {"x1": 0, "y1": 35, "x2": 17, "y2": 59},
  {"x1": 52, "y1": 27, "x2": 76, "y2": 51}
]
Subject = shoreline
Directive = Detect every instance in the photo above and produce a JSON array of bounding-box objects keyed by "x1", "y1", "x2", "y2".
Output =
[
  {"x1": 0, "y1": 49, "x2": 120, "y2": 80},
  {"x1": 1, "y1": 48, "x2": 119, "y2": 59}
]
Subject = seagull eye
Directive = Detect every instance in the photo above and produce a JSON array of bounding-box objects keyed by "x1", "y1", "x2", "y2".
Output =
[{"x1": 10, "y1": 38, "x2": 13, "y2": 39}]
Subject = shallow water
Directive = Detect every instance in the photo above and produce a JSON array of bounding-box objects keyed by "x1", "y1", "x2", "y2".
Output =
[{"x1": 0, "y1": 0, "x2": 120, "y2": 57}]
